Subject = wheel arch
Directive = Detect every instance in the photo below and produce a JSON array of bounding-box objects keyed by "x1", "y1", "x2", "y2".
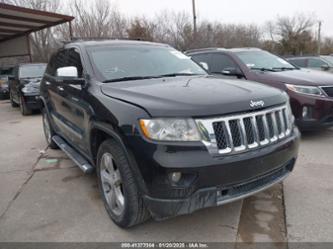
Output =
[{"x1": 89, "y1": 122, "x2": 148, "y2": 194}]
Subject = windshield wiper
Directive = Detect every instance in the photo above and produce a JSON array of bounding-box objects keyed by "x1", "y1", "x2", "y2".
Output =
[
  {"x1": 102, "y1": 73, "x2": 204, "y2": 83},
  {"x1": 272, "y1": 67, "x2": 298, "y2": 71},
  {"x1": 250, "y1": 67, "x2": 277, "y2": 72},
  {"x1": 103, "y1": 76, "x2": 156, "y2": 83},
  {"x1": 153, "y1": 73, "x2": 204, "y2": 78}
]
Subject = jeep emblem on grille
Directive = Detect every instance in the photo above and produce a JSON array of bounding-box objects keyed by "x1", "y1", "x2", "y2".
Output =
[{"x1": 250, "y1": 100, "x2": 265, "y2": 108}]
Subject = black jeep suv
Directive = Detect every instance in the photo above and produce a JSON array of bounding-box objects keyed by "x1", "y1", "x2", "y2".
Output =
[
  {"x1": 40, "y1": 40, "x2": 300, "y2": 228},
  {"x1": 9, "y1": 63, "x2": 46, "y2": 115}
]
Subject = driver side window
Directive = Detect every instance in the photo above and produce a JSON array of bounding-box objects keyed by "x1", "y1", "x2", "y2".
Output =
[
  {"x1": 66, "y1": 49, "x2": 84, "y2": 78},
  {"x1": 48, "y1": 49, "x2": 84, "y2": 78},
  {"x1": 192, "y1": 53, "x2": 237, "y2": 73},
  {"x1": 308, "y1": 58, "x2": 327, "y2": 68}
]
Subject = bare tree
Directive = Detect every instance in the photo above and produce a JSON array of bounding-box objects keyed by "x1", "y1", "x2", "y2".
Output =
[
  {"x1": 152, "y1": 10, "x2": 192, "y2": 50},
  {"x1": 127, "y1": 17, "x2": 154, "y2": 41},
  {"x1": 265, "y1": 14, "x2": 317, "y2": 55},
  {"x1": 67, "y1": 0, "x2": 127, "y2": 39}
]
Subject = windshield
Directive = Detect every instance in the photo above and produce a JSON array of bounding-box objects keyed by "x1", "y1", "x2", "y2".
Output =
[
  {"x1": 322, "y1": 56, "x2": 333, "y2": 66},
  {"x1": 19, "y1": 64, "x2": 46, "y2": 78},
  {"x1": 88, "y1": 45, "x2": 206, "y2": 82},
  {"x1": 236, "y1": 51, "x2": 296, "y2": 71}
]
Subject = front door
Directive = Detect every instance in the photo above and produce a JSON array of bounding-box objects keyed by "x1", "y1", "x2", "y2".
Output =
[{"x1": 45, "y1": 48, "x2": 90, "y2": 154}]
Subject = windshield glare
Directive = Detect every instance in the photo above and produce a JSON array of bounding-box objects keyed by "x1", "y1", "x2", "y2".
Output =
[
  {"x1": 236, "y1": 51, "x2": 296, "y2": 70},
  {"x1": 19, "y1": 64, "x2": 46, "y2": 78},
  {"x1": 88, "y1": 46, "x2": 206, "y2": 82}
]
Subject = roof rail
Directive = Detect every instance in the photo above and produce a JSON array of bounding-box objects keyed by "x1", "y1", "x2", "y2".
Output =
[
  {"x1": 184, "y1": 47, "x2": 223, "y2": 54},
  {"x1": 61, "y1": 37, "x2": 146, "y2": 44}
]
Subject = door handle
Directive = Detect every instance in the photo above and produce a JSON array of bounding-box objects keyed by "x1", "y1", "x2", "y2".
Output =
[
  {"x1": 45, "y1": 81, "x2": 51, "y2": 86},
  {"x1": 57, "y1": 86, "x2": 64, "y2": 91}
]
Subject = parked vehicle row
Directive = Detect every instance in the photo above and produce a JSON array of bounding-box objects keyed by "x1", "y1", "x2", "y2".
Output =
[
  {"x1": 3, "y1": 40, "x2": 332, "y2": 228},
  {"x1": 186, "y1": 48, "x2": 333, "y2": 130},
  {"x1": 287, "y1": 55, "x2": 333, "y2": 73},
  {"x1": 0, "y1": 66, "x2": 13, "y2": 100}
]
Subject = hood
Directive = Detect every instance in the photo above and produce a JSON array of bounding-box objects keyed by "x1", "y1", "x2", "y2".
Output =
[
  {"x1": 255, "y1": 69, "x2": 333, "y2": 86},
  {"x1": 20, "y1": 77, "x2": 42, "y2": 93},
  {"x1": 101, "y1": 76, "x2": 286, "y2": 117},
  {"x1": 20, "y1": 77, "x2": 42, "y2": 85}
]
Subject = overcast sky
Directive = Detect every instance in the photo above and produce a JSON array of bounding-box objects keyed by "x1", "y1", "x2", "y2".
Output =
[{"x1": 113, "y1": 0, "x2": 333, "y2": 37}]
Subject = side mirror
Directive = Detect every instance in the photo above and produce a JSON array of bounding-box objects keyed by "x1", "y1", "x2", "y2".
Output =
[
  {"x1": 199, "y1": 62, "x2": 209, "y2": 71},
  {"x1": 321, "y1": 64, "x2": 330, "y2": 71},
  {"x1": 56, "y1": 66, "x2": 85, "y2": 85},
  {"x1": 221, "y1": 67, "x2": 244, "y2": 78},
  {"x1": 57, "y1": 66, "x2": 78, "y2": 78}
]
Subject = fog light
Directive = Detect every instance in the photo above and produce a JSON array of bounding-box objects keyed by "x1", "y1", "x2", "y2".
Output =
[
  {"x1": 302, "y1": 106, "x2": 308, "y2": 118},
  {"x1": 169, "y1": 172, "x2": 182, "y2": 183}
]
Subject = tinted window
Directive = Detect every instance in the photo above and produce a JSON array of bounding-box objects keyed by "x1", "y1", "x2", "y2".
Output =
[
  {"x1": 209, "y1": 54, "x2": 236, "y2": 73},
  {"x1": 191, "y1": 54, "x2": 210, "y2": 66},
  {"x1": 322, "y1": 56, "x2": 333, "y2": 66},
  {"x1": 288, "y1": 58, "x2": 307, "y2": 67},
  {"x1": 47, "y1": 49, "x2": 83, "y2": 77},
  {"x1": 192, "y1": 53, "x2": 236, "y2": 73},
  {"x1": 87, "y1": 46, "x2": 206, "y2": 82},
  {"x1": 308, "y1": 58, "x2": 328, "y2": 68},
  {"x1": 19, "y1": 64, "x2": 46, "y2": 78},
  {"x1": 65, "y1": 49, "x2": 83, "y2": 77},
  {"x1": 236, "y1": 51, "x2": 295, "y2": 70},
  {"x1": 46, "y1": 51, "x2": 67, "y2": 76}
]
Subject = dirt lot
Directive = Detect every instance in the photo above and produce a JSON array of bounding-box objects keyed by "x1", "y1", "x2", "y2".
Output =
[{"x1": 0, "y1": 99, "x2": 332, "y2": 242}]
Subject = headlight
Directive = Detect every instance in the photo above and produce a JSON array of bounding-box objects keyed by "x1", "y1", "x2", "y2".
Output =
[
  {"x1": 286, "y1": 84, "x2": 325, "y2": 97},
  {"x1": 139, "y1": 118, "x2": 201, "y2": 141},
  {"x1": 286, "y1": 101, "x2": 295, "y2": 125}
]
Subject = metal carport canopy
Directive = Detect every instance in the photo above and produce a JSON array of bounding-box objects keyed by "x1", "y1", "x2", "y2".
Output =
[{"x1": 0, "y1": 3, "x2": 74, "y2": 42}]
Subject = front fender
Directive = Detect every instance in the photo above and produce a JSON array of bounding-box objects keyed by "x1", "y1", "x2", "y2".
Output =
[{"x1": 90, "y1": 121, "x2": 148, "y2": 194}]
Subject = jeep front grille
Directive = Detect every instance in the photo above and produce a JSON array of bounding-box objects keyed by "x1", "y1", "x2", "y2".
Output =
[{"x1": 196, "y1": 105, "x2": 293, "y2": 155}]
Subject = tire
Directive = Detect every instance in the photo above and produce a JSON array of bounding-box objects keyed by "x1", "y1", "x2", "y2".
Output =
[
  {"x1": 20, "y1": 96, "x2": 32, "y2": 116},
  {"x1": 42, "y1": 109, "x2": 58, "y2": 149},
  {"x1": 9, "y1": 90, "x2": 19, "y2": 107},
  {"x1": 97, "y1": 139, "x2": 150, "y2": 228}
]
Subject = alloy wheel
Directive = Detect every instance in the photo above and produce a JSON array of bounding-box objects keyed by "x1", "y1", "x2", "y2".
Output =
[{"x1": 100, "y1": 152, "x2": 125, "y2": 216}]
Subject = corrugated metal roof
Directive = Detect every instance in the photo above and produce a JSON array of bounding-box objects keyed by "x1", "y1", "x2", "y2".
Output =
[{"x1": 0, "y1": 3, "x2": 74, "y2": 42}]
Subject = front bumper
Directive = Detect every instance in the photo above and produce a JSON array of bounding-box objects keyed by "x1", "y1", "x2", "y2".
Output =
[
  {"x1": 144, "y1": 159, "x2": 294, "y2": 220},
  {"x1": 289, "y1": 91, "x2": 333, "y2": 130},
  {"x1": 22, "y1": 94, "x2": 42, "y2": 110},
  {"x1": 0, "y1": 88, "x2": 9, "y2": 99},
  {"x1": 126, "y1": 127, "x2": 300, "y2": 220}
]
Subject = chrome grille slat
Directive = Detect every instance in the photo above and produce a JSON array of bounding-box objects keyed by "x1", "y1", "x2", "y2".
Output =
[
  {"x1": 239, "y1": 118, "x2": 248, "y2": 149},
  {"x1": 262, "y1": 115, "x2": 270, "y2": 144},
  {"x1": 196, "y1": 104, "x2": 293, "y2": 156}
]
